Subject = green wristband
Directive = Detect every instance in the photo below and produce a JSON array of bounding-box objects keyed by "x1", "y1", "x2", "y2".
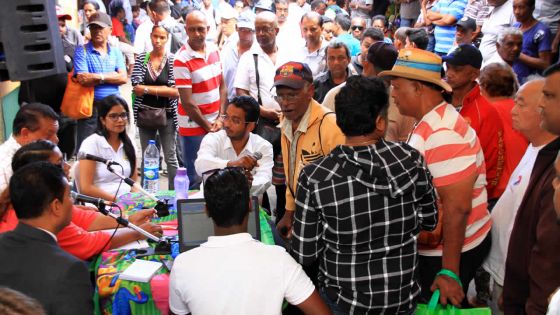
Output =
[{"x1": 437, "y1": 269, "x2": 462, "y2": 287}]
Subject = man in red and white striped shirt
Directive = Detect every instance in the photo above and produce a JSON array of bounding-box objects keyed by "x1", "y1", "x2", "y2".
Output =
[
  {"x1": 174, "y1": 11, "x2": 227, "y2": 188},
  {"x1": 380, "y1": 48, "x2": 491, "y2": 307}
]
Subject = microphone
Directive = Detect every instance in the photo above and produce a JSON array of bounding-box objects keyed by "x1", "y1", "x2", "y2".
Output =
[
  {"x1": 71, "y1": 192, "x2": 116, "y2": 208},
  {"x1": 77, "y1": 152, "x2": 120, "y2": 166},
  {"x1": 251, "y1": 152, "x2": 263, "y2": 160}
]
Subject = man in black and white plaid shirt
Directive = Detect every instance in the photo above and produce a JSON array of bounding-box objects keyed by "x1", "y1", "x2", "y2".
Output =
[{"x1": 291, "y1": 76, "x2": 438, "y2": 314}]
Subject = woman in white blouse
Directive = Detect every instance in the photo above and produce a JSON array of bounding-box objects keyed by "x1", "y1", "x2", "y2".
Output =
[{"x1": 78, "y1": 95, "x2": 138, "y2": 201}]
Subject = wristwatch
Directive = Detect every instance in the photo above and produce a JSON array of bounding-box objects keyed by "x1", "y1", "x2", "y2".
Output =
[
  {"x1": 144, "y1": 87, "x2": 149, "y2": 95},
  {"x1": 99, "y1": 73, "x2": 105, "y2": 84}
]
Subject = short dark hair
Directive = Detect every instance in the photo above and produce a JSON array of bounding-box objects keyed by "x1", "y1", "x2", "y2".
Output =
[
  {"x1": 204, "y1": 168, "x2": 250, "y2": 227},
  {"x1": 372, "y1": 15, "x2": 387, "y2": 27},
  {"x1": 181, "y1": 5, "x2": 196, "y2": 20},
  {"x1": 361, "y1": 27, "x2": 384, "y2": 42},
  {"x1": 229, "y1": 96, "x2": 260, "y2": 122},
  {"x1": 13, "y1": 103, "x2": 58, "y2": 136},
  {"x1": 335, "y1": 76, "x2": 389, "y2": 136},
  {"x1": 544, "y1": 63, "x2": 560, "y2": 77},
  {"x1": 327, "y1": 40, "x2": 351, "y2": 59},
  {"x1": 405, "y1": 28, "x2": 429, "y2": 50},
  {"x1": 149, "y1": 0, "x2": 171, "y2": 14},
  {"x1": 9, "y1": 162, "x2": 67, "y2": 220},
  {"x1": 335, "y1": 13, "x2": 351, "y2": 31},
  {"x1": 301, "y1": 11, "x2": 323, "y2": 27},
  {"x1": 12, "y1": 140, "x2": 58, "y2": 172},
  {"x1": 310, "y1": 0, "x2": 326, "y2": 10},
  {"x1": 479, "y1": 63, "x2": 518, "y2": 97},
  {"x1": 322, "y1": 16, "x2": 333, "y2": 24},
  {"x1": 96, "y1": 95, "x2": 136, "y2": 177},
  {"x1": 83, "y1": 0, "x2": 100, "y2": 10}
]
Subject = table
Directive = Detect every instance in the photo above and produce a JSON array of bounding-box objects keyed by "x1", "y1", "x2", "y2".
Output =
[{"x1": 92, "y1": 191, "x2": 275, "y2": 315}]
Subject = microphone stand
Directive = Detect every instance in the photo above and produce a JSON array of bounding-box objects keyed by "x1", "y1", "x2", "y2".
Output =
[
  {"x1": 106, "y1": 164, "x2": 170, "y2": 217},
  {"x1": 96, "y1": 203, "x2": 172, "y2": 257}
]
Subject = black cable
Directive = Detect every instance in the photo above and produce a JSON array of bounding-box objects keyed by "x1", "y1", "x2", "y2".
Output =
[{"x1": 99, "y1": 164, "x2": 126, "y2": 252}]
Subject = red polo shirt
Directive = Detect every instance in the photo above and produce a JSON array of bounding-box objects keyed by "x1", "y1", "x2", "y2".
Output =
[
  {"x1": 459, "y1": 84, "x2": 506, "y2": 200},
  {"x1": 491, "y1": 98, "x2": 529, "y2": 192}
]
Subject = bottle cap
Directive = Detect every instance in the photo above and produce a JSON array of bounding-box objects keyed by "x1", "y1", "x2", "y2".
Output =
[
  {"x1": 148, "y1": 140, "x2": 156, "y2": 145},
  {"x1": 176, "y1": 167, "x2": 187, "y2": 176}
]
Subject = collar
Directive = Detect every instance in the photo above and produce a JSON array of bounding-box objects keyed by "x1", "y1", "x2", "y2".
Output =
[
  {"x1": 14, "y1": 223, "x2": 58, "y2": 243},
  {"x1": 221, "y1": 130, "x2": 256, "y2": 155},
  {"x1": 8, "y1": 135, "x2": 22, "y2": 150},
  {"x1": 86, "y1": 41, "x2": 112, "y2": 55},
  {"x1": 184, "y1": 41, "x2": 217, "y2": 59},
  {"x1": 37, "y1": 227, "x2": 58, "y2": 241},
  {"x1": 98, "y1": 134, "x2": 124, "y2": 151},
  {"x1": 204, "y1": 232, "x2": 255, "y2": 247},
  {"x1": 462, "y1": 83, "x2": 482, "y2": 107}
]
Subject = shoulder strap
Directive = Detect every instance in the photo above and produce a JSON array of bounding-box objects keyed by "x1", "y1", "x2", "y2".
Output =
[
  {"x1": 143, "y1": 52, "x2": 150, "y2": 65},
  {"x1": 253, "y1": 54, "x2": 262, "y2": 105},
  {"x1": 318, "y1": 111, "x2": 336, "y2": 156}
]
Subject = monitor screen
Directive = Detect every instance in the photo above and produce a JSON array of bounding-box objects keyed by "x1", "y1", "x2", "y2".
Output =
[{"x1": 177, "y1": 197, "x2": 261, "y2": 252}]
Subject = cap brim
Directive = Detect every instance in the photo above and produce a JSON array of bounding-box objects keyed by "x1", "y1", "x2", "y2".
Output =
[
  {"x1": 273, "y1": 80, "x2": 306, "y2": 89},
  {"x1": 88, "y1": 21, "x2": 110, "y2": 28},
  {"x1": 379, "y1": 70, "x2": 452, "y2": 93},
  {"x1": 58, "y1": 14, "x2": 72, "y2": 20},
  {"x1": 237, "y1": 23, "x2": 255, "y2": 30}
]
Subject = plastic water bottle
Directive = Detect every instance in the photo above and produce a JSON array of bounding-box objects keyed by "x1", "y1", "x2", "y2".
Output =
[
  {"x1": 143, "y1": 140, "x2": 160, "y2": 194},
  {"x1": 174, "y1": 167, "x2": 189, "y2": 210}
]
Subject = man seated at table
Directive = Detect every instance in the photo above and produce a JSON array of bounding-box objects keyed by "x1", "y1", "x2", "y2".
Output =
[
  {"x1": 169, "y1": 167, "x2": 330, "y2": 315},
  {"x1": 194, "y1": 96, "x2": 274, "y2": 195},
  {"x1": 0, "y1": 162, "x2": 93, "y2": 314}
]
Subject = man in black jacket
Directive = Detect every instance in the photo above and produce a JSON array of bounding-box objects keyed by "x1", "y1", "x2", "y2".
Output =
[{"x1": 0, "y1": 163, "x2": 93, "y2": 315}]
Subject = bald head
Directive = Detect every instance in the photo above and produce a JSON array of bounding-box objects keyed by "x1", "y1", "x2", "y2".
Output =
[
  {"x1": 518, "y1": 79, "x2": 545, "y2": 105},
  {"x1": 256, "y1": 11, "x2": 278, "y2": 27},
  {"x1": 186, "y1": 10, "x2": 208, "y2": 27},
  {"x1": 512, "y1": 78, "x2": 547, "y2": 141}
]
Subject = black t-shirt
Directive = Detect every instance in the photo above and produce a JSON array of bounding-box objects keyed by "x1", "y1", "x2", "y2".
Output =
[{"x1": 142, "y1": 61, "x2": 170, "y2": 109}]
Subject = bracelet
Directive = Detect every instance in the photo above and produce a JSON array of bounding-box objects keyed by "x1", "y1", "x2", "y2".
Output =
[{"x1": 437, "y1": 269, "x2": 462, "y2": 286}]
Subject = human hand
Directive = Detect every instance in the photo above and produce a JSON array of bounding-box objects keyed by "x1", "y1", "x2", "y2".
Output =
[
  {"x1": 133, "y1": 85, "x2": 147, "y2": 96},
  {"x1": 431, "y1": 274, "x2": 465, "y2": 307},
  {"x1": 129, "y1": 208, "x2": 156, "y2": 226},
  {"x1": 76, "y1": 73, "x2": 99, "y2": 86},
  {"x1": 276, "y1": 212, "x2": 294, "y2": 241},
  {"x1": 210, "y1": 119, "x2": 223, "y2": 132},
  {"x1": 138, "y1": 222, "x2": 164, "y2": 238},
  {"x1": 261, "y1": 107, "x2": 281, "y2": 121},
  {"x1": 228, "y1": 155, "x2": 259, "y2": 170}
]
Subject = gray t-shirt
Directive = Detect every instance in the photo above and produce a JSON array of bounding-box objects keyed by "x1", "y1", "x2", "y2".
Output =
[{"x1": 401, "y1": 0, "x2": 421, "y2": 19}]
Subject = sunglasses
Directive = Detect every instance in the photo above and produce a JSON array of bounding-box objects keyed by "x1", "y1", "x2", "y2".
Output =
[{"x1": 351, "y1": 25, "x2": 364, "y2": 31}]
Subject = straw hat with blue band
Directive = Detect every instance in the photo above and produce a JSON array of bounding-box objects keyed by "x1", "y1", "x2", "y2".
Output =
[{"x1": 378, "y1": 48, "x2": 452, "y2": 93}]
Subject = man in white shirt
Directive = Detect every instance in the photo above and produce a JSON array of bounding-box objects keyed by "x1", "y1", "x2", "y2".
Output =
[
  {"x1": 482, "y1": 27, "x2": 523, "y2": 68},
  {"x1": 133, "y1": 0, "x2": 179, "y2": 54},
  {"x1": 195, "y1": 96, "x2": 273, "y2": 194},
  {"x1": 479, "y1": 0, "x2": 515, "y2": 63},
  {"x1": 482, "y1": 79, "x2": 556, "y2": 313},
  {"x1": 0, "y1": 103, "x2": 59, "y2": 192},
  {"x1": 169, "y1": 167, "x2": 330, "y2": 315},
  {"x1": 291, "y1": 12, "x2": 328, "y2": 78}
]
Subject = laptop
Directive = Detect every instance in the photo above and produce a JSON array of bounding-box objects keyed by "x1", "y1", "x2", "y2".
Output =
[{"x1": 177, "y1": 197, "x2": 261, "y2": 252}]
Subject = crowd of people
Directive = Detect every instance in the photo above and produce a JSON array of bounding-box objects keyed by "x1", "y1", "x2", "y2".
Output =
[{"x1": 0, "y1": 0, "x2": 559, "y2": 313}]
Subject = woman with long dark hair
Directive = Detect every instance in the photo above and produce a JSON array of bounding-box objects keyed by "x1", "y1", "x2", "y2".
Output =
[
  {"x1": 78, "y1": 95, "x2": 137, "y2": 200},
  {"x1": 131, "y1": 25, "x2": 180, "y2": 189}
]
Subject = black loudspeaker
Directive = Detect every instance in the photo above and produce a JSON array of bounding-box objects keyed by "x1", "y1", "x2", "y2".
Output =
[{"x1": 0, "y1": 0, "x2": 66, "y2": 81}]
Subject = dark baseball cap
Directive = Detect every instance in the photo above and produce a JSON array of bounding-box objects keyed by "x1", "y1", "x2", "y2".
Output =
[
  {"x1": 88, "y1": 12, "x2": 112, "y2": 28},
  {"x1": 442, "y1": 44, "x2": 483, "y2": 69},
  {"x1": 273, "y1": 62, "x2": 313, "y2": 89},
  {"x1": 456, "y1": 16, "x2": 476, "y2": 31},
  {"x1": 367, "y1": 42, "x2": 398, "y2": 71}
]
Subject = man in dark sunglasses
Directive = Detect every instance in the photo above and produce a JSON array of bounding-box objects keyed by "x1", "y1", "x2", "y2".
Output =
[{"x1": 350, "y1": 17, "x2": 366, "y2": 39}]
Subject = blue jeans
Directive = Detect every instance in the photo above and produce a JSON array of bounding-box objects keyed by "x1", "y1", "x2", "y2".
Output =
[
  {"x1": 139, "y1": 122, "x2": 179, "y2": 190},
  {"x1": 76, "y1": 104, "x2": 98, "y2": 154},
  {"x1": 180, "y1": 135, "x2": 204, "y2": 189},
  {"x1": 427, "y1": 34, "x2": 436, "y2": 52},
  {"x1": 400, "y1": 18, "x2": 416, "y2": 28}
]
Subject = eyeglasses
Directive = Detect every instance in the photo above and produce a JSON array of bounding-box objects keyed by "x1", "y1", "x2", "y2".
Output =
[
  {"x1": 106, "y1": 112, "x2": 129, "y2": 121},
  {"x1": 220, "y1": 114, "x2": 252, "y2": 125},
  {"x1": 351, "y1": 25, "x2": 364, "y2": 31},
  {"x1": 274, "y1": 93, "x2": 300, "y2": 103}
]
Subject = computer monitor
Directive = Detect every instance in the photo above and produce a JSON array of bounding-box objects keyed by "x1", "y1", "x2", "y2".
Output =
[{"x1": 177, "y1": 197, "x2": 261, "y2": 252}]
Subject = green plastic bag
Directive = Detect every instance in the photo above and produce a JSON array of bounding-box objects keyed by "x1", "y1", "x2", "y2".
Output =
[{"x1": 416, "y1": 290, "x2": 491, "y2": 315}]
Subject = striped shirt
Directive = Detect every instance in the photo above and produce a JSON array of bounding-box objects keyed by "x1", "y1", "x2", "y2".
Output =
[
  {"x1": 431, "y1": 0, "x2": 468, "y2": 54},
  {"x1": 173, "y1": 42, "x2": 222, "y2": 136},
  {"x1": 408, "y1": 102, "x2": 491, "y2": 256}
]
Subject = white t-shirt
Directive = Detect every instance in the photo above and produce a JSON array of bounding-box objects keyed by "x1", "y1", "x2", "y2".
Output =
[
  {"x1": 169, "y1": 233, "x2": 315, "y2": 315},
  {"x1": 133, "y1": 19, "x2": 174, "y2": 54},
  {"x1": 234, "y1": 45, "x2": 292, "y2": 110},
  {"x1": 479, "y1": 0, "x2": 515, "y2": 63},
  {"x1": 482, "y1": 144, "x2": 543, "y2": 285},
  {"x1": 78, "y1": 133, "x2": 134, "y2": 197},
  {"x1": 0, "y1": 136, "x2": 21, "y2": 192}
]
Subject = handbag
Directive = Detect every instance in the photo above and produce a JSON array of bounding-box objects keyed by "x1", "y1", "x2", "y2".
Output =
[
  {"x1": 136, "y1": 103, "x2": 167, "y2": 129},
  {"x1": 416, "y1": 290, "x2": 491, "y2": 315},
  {"x1": 252, "y1": 54, "x2": 281, "y2": 148},
  {"x1": 60, "y1": 69, "x2": 94, "y2": 120}
]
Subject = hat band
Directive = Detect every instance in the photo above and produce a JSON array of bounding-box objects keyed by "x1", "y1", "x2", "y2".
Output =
[{"x1": 394, "y1": 60, "x2": 442, "y2": 74}]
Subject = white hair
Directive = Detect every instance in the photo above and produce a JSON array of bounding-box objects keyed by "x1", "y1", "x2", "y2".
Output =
[{"x1": 497, "y1": 27, "x2": 523, "y2": 45}]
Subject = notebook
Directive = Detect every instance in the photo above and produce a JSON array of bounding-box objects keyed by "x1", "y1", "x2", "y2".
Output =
[
  {"x1": 177, "y1": 197, "x2": 261, "y2": 252},
  {"x1": 120, "y1": 259, "x2": 162, "y2": 282}
]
